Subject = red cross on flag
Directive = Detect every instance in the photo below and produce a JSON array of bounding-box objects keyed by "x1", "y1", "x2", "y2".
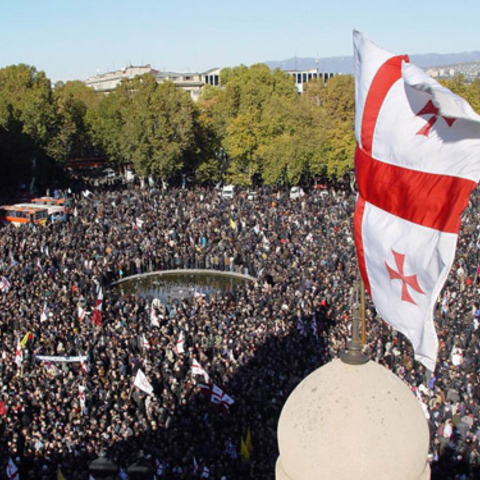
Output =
[{"x1": 354, "y1": 31, "x2": 480, "y2": 371}]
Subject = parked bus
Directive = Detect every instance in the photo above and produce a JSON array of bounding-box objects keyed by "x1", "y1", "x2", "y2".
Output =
[
  {"x1": 32, "y1": 197, "x2": 72, "y2": 212},
  {"x1": 0, "y1": 205, "x2": 48, "y2": 226},
  {"x1": 14, "y1": 203, "x2": 67, "y2": 223}
]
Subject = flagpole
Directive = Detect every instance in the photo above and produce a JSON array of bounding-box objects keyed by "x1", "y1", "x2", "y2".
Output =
[{"x1": 360, "y1": 278, "x2": 366, "y2": 345}]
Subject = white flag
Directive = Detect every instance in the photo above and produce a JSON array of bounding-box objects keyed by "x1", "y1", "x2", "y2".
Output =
[
  {"x1": 353, "y1": 31, "x2": 480, "y2": 371},
  {"x1": 175, "y1": 331, "x2": 185, "y2": 355},
  {"x1": 134, "y1": 368, "x2": 154, "y2": 396},
  {"x1": 78, "y1": 385, "x2": 86, "y2": 413},
  {"x1": 40, "y1": 302, "x2": 49, "y2": 323},
  {"x1": 150, "y1": 304, "x2": 160, "y2": 327}
]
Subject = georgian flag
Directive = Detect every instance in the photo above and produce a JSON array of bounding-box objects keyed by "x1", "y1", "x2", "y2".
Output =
[
  {"x1": 14, "y1": 340, "x2": 22, "y2": 368},
  {"x1": 211, "y1": 384, "x2": 235, "y2": 410},
  {"x1": 175, "y1": 331, "x2": 185, "y2": 355},
  {"x1": 78, "y1": 305, "x2": 86, "y2": 323},
  {"x1": 190, "y1": 359, "x2": 210, "y2": 383},
  {"x1": 134, "y1": 368, "x2": 154, "y2": 395},
  {"x1": 0, "y1": 276, "x2": 11, "y2": 293},
  {"x1": 91, "y1": 288, "x2": 103, "y2": 327},
  {"x1": 353, "y1": 31, "x2": 480, "y2": 371}
]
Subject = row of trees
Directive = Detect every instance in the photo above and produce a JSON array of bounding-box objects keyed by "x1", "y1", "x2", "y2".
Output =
[{"x1": 1, "y1": 62, "x2": 479, "y2": 188}]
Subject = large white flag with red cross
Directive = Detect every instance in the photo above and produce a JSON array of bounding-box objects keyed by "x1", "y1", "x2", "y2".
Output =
[{"x1": 354, "y1": 31, "x2": 480, "y2": 371}]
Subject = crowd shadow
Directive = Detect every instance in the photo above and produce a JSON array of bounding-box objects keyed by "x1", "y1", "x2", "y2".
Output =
[{"x1": 30, "y1": 312, "x2": 334, "y2": 480}]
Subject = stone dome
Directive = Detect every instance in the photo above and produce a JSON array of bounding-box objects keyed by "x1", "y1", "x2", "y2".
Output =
[{"x1": 276, "y1": 359, "x2": 430, "y2": 480}]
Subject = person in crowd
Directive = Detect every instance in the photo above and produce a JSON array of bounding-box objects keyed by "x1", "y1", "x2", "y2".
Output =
[{"x1": 0, "y1": 180, "x2": 479, "y2": 480}]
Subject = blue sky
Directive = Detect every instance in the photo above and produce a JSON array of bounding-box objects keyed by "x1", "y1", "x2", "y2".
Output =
[{"x1": 1, "y1": 0, "x2": 479, "y2": 82}]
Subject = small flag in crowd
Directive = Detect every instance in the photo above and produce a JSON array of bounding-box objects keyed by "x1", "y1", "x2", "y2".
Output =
[
  {"x1": 14, "y1": 340, "x2": 23, "y2": 368},
  {"x1": 134, "y1": 217, "x2": 145, "y2": 232},
  {"x1": 201, "y1": 466, "x2": 210, "y2": 478},
  {"x1": 175, "y1": 331, "x2": 185, "y2": 355},
  {"x1": 150, "y1": 303, "x2": 159, "y2": 327},
  {"x1": 6, "y1": 458, "x2": 19, "y2": 480},
  {"x1": 154, "y1": 458, "x2": 164, "y2": 478},
  {"x1": 80, "y1": 359, "x2": 90, "y2": 375},
  {"x1": 40, "y1": 302, "x2": 49, "y2": 322},
  {"x1": 191, "y1": 359, "x2": 210, "y2": 383},
  {"x1": 225, "y1": 439, "x2": 238, "y2": 459},
  {"x1": 78, "y1": 305, "x2": 86, "y2": 323},
  {"x1": 78, "y1": 385, "x2": 86, "y2": 413},
  {"x1": 142, "y1": 334, "x2": 151, "y2": 351},
  {"x1": 0, "y1": 276, "x2": 11, "y2": 293},
  {"x1": 134, "y1": 368, "x2": 154, "y2": 396},
  {"x1": 211, "y1": 384, "x2": 235, "y2": 410},
  {"x1": 92, "y1": 288, "x2": 103, "y2": 327},
  {"x1": 20, "y1": 331, "x2": 33, "y2": 348},
  {"x1": 57, "y1": 467, "x2": 66, "y2": 480},
  {"x1": 193, "y1": 456, "x2": 198, "y2": 474}
]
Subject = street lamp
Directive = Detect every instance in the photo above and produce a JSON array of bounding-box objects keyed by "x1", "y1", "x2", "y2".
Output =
[{"x1": 89, "y1": 450, "x2": 118, "y2": 480}]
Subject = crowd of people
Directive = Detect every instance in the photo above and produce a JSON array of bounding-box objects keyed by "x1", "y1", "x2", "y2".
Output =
[{"x1": 0, "y1": 179, "x2": 479, "y2": 480}]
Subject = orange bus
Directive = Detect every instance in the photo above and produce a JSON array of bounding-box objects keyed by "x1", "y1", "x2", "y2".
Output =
[
  {"x1": 32, "y1": 197, "x2": 72, "y2": 212},
  {"x1": 0, "y1": 205, "x2": 48, "y2": 226}
]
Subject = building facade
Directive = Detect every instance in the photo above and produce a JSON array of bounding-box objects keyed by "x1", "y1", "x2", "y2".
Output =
[
  {"x1": 284, "y1": 68, "x2": 338, "y2": 93},
  {"x1": 84, "y1": 66, "x2": 222, "y2": 101}
]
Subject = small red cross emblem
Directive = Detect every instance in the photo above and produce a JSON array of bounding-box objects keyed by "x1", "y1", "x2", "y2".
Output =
[
  {"x1": 385, "y1": 249, "x2": 425, "y2": 305},
  {"x1": 415, "y1": 100, "x2": 456, "y2": 137}
]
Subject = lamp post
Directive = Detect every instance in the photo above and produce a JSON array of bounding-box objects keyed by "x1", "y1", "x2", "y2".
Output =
[{"x1": 89, "y1": 450, "x2": 118, "y2": 480}]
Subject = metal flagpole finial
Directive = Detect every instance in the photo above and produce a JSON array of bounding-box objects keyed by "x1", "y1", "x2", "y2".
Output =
[{"x1": 341, "y1": 280, "x2": 369, "y2": 365}]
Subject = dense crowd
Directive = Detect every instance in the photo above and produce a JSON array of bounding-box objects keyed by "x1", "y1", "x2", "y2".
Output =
[{"x1": 0, "y1": 181, "x2": 479, "y2": 480}]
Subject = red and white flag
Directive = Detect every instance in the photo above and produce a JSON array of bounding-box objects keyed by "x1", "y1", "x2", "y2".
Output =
[
  {"x1": 40, "y1": 302, "x2": 49, "y2": 323},
  {"x1": 6, "y1": 458, "x2": 19, "y2": 480},
  {"x1": 14, "y1": 340, "x2": 22, "y2": 368},
  {"x1": 175, "y1": 331, "x2": 185, "y2": 355},
  {"x1": 211, "y1": 384, "x2": 235, "y2": 410},
  {"x1": 201, "y1": 466, "x2": 210, "y2": 478},
  {"x1": 134, "y1": 368, "x2": 154, "y2": 395},
  {"x1": 80, "y1": 359, "x2": 90, "y2": 375},
  {"x1": 78, "y1": 305, "x2": 86, "y2": 323},
  {"x1": 190, "y1": 359, "x2": 210, "y2": 383},
  {"x1": 0, "y1": 276, "x2": 11, "y2": 293},
  {"x1": 353, "y1": 31, "x2": 480, "y2": 371},
  {"x1": 92, "y1": 289, "x2": 103, "y2": 327}
]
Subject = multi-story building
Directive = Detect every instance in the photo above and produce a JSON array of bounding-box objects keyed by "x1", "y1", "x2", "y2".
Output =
[
  {"x1": 284, "y1": 68, "x2": 337, "y2": 93},
  {"x1": 84, "y1": 65, "x2": 222, "y2": 101}
]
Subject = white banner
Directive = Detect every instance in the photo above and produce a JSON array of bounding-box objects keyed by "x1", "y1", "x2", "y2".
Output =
[{"x1": 36, "y1": 355, "x2": 88, "y2": 363}]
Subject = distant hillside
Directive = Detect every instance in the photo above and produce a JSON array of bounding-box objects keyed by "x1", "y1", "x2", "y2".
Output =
[{"x1": 266, "y1": 51, "x2": 480, "y2": 74}]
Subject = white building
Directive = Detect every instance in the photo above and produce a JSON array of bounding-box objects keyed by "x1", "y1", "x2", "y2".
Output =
[
  {"x1": 84, "y1": 65, "x2": 222, "y2": 101},
  {"x1": 284, "y1": 68, "x2": 337, "y2": 93}
]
